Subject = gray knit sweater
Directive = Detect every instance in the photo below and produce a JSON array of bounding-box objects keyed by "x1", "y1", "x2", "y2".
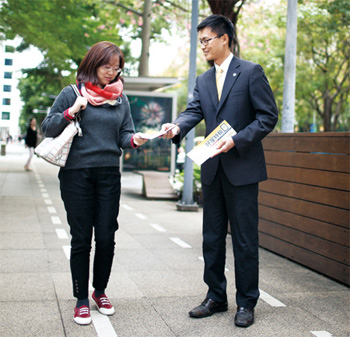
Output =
[{"x1": 41, "y1": 85, "x2": 136, "y2": 170}]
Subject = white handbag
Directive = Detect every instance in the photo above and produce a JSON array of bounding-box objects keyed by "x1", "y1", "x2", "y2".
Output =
[{"x1": 34, "y1": 85, "x2": 83, "y2": 167}]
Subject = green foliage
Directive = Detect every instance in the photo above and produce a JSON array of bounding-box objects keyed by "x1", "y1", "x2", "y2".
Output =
[
  {"x1": 0, "y1": 0, "x2": 127, "y2": 69},
  {"x1": 172, "y1": 162, "x2": 202, "y2": 194},
  {"x1": 238, "y1": 0, "x2": 350, "y2": 131},
  {"x1": 0, "y1": 0, "x2": 194, "y2": 128},
  {"x1": 296, "y1": 0, "x2": 350, "y2": 131}
]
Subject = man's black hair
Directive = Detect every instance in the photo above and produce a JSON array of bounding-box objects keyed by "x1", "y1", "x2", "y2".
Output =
[{"x1": 197, "y1": 14, "x2": 234, "y2": 48}]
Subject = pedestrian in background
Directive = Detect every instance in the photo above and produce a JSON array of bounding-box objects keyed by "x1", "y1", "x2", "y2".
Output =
[
  {"x1": 162, "y1": 15, "x2": 278, "y2": 328},
  {"x1": 41, "y1": 41, "x2": 148, "y2": 325},
  {"x1": 24, "y1": 117, "x2": 37, "y2": 171}
]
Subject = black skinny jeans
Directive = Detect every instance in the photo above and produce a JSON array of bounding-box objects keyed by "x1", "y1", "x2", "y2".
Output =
[{"x1": 59, "y1": 167, "x2": 121, "y2": 300}]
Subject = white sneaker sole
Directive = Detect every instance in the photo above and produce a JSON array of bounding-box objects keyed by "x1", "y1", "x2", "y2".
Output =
[
  {"x1": 96, "y1": 306, "x2": 115, "y2": 315},
  {"x1": 74, "y1": 316, "x2": 92, "y2": 325}
]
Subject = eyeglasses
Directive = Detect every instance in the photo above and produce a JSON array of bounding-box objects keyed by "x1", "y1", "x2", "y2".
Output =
[
  {"x1": 101, "y1": 65, "x2": 122, "y2": 74},
  {"x1": 198, "y1": 34, "x2": 224, "y2": 46}
]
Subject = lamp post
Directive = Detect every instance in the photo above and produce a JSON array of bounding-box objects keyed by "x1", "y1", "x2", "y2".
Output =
[{"x1": 176, "y1": 0, "x2": 199, "y2": 212}]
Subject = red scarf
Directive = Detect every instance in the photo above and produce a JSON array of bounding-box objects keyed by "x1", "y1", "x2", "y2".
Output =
[{"x1": 81, "y1": 80, "x2": 123, "y2": 106}]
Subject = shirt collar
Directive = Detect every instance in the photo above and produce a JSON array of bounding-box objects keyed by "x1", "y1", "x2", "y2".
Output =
[{"x1": 215, "y1": 53, "x2": 234, "y2": 73}]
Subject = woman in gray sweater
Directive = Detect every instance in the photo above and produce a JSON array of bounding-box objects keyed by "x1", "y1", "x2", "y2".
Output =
[{"x1": 42, "y1": 41, "x2": 147, "y2": 325}]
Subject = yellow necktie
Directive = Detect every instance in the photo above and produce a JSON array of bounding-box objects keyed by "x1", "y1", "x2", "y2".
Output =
[{"x1": 216, "y1": 67, "x2": 224, "y2": 101}]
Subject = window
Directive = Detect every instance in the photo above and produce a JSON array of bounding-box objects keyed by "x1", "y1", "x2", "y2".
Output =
[
  {"x1": 5, "y1": 59, "x2": 13, "y2": 66},
  {"x1": 3, "y1": 85, "x2": 11, "y2": 92},
  {"x1": 4, "y1": 72, "x2": 12, "y2": 79},
  {"x1": 5, "y1": 46, "x2": 15, "y2": 53},
  {"x1": 1, "y1": 112, "x2": 10, "y2": 120},
  {"x1": 2, "y1": 98, "x2": 11, "y2": 105}
]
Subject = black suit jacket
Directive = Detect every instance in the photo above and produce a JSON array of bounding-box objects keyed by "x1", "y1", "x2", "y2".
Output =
[{"x1": 173, "y1": 57, "x2": 278, "y2": 186}]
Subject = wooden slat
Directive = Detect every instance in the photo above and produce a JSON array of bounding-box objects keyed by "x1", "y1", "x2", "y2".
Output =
[
  {"x1": 259, "y1": 219, "x2": 349, "y2": 264},
  {"x1": 264, "y1": 151, "x2": 350, "y2": 173},
  {"x1": 266, "y1": 165, "x2": 349, "y2": 191},
  {"x1": 260, "y1": 179, "x2": 349, "y2": 209},
  {"x1": 259, "y1": 191, "x2": 349, "y2": 228},
  {"x1": 259, "y1": 133, "x2": 350, "y2": 285},
  {"x1": 263, "y1": 132, "x2": 350, "y2": 154},
  {"x1": 259, "y1": 205, "x2": 349, "y2": 247},
  {"x1": 259, "y1": 233, "x2": 350, "y2": 285}
]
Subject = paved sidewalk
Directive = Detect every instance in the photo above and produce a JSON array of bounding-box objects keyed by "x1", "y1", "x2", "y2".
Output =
[{"x1": 0, "y1": 142, "x2": 349, "y2": 337}]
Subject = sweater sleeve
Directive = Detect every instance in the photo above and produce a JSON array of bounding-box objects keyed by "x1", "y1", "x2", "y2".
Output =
[
  {"x1": 41, "y1": 86, "x2": 76, "y2": 138},
  {"x1": 118, "y1": 94, "x2": 136, "y2": 150}
]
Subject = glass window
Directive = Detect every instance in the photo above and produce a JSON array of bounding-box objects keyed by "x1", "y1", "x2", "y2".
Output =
[
  {"x1": 1, "y1": 112, "x2": 10, "y2": 120},
  {"x1": 5, "y1": 59, "x2": 13, "y2": 66},
  {"x1": 2, "y1": 98, "x2": 11, "y2": 105},
  {"x1": 5, "y1": 46, "x2": 15, "y2": 53},
  {"x1": 4, "y1": 72, "x2": 12, "y2": 79},
  {"x1": 3, "y1": 85, "x2": 11, "y2": 92}
]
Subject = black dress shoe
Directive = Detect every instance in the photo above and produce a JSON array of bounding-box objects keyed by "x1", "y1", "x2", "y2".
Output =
[
  {"x1": 189, "y1": 298, "x2": 228, "y2": 318},
  {"x1": 234, "y1": 306, "x2": 254, "y2": 327}
]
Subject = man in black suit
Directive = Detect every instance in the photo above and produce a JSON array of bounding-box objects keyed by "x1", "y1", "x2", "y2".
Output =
[{"x1": 162, "y1": 15, "x2": 278, "y2": 327}]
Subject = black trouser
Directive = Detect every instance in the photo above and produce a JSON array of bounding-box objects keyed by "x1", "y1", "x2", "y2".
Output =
[
  {"x1": 59, "y1": 167, "x2": 121, "y2": 300},
  {"x1": 202, "y1": 162, "x2": 260, "y2": 309}
]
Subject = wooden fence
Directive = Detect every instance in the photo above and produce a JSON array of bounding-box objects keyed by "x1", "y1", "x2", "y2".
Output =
[{"x1": 259, "y1": 132, "x2": 349, "y2": 286}]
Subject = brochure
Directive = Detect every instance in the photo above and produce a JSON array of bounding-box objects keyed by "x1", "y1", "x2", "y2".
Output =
[
  {"x1": 139, "y1": 124, "x2": 178, "y2": 140},
  {"x1": 187, "y1": 120, "x2": 236, "y2": 166}
]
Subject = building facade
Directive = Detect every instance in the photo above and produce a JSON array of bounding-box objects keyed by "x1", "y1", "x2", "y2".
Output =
[{"x1": 0, "y1": 39, "x2": 23, "y2": 141}]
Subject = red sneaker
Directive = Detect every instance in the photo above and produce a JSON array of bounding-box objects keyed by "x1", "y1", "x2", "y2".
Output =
[
  {"x1": 74, "y1": 305, "x2": 91, "y2": 325},
  {"x1": 92, "y1": 291, "x2": 115, "y2": 315}
]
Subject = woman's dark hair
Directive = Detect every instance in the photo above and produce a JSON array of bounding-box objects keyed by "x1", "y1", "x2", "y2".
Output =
[
  {"x1": 77, "y1": 41, "x2": 124, "y2": 85},
  {"x1": 197, "y1": 14, "x2": 234, "y2": 48}
]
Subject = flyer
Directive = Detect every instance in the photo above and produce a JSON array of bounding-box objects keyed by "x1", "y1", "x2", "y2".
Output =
[
  {"x1": 139, "y1": 124, "x2": 178, "y2": 140},
  {"x1": 187, "y1": 120, "x2": 236, "y2": 166}
]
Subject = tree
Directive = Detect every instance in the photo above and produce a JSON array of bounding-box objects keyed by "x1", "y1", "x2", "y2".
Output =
[
  {"x1": 238, "y1": 0, "x2": 350, "y2": 132},
  {"x1": 207, "y1": 0, "x2": 247, "y2": 56},
  {"x1": 103, "y1": 0, "x2": 201, "y2": 76},
  {"x1": 296, "y1": 0, "x2": 350, "y2": 131},
  {"x1": 139, "y1": 0, "x2": 152, "y2": 76},
  {"x1": 0, "y1": 0, "x2": 128, "y2": 70},
  {"x1": 0, "y1": 0, "x2": 194, "y2": 125}
]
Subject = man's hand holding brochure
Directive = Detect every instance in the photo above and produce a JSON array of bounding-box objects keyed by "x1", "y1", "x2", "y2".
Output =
[
  {"x1": 187, "y1": 120, "x2": 236, "y2": 166},
  {"x1": 139, "y1": 124, "x2": 179, "y2": 140}
]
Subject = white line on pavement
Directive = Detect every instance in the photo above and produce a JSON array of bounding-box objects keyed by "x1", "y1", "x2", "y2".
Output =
[
  {"x1": 121, "y1": 204, "x2": 133, "y2": 211},
  {"x1": 47, "y1": 206, "x2": 57, "y2": 214},
  {"x1": 170, "y1": 237, "x2": 192, "y2": 248},
  {"x1": 259, "y1": 289, "x2": 286, "y2": 307},
  {"x1": 39, "y1": 184, "x2": 45, "y2": 188},
  {"x1": 40, "y1": 188, "x2": 47, "y2": 192},
  {"x1": 44, "y1": 199, "x2": 52, "y2": 205},
  {"x1": 135, "y1": 213, "x2": 147, "y2": 220},
  {"x1": 55, "y1": 228, "x2": 68, "y2": 239},
  {"x1": 42, "y1": 193, "x2": 49, "y2": 198},
  {"x1": 149, "y1": 223, "x2": 166, "y2": 232},
  {"x1": 311, "y1": 331, "x2": 333, "y2": 337},
  {"x1": 91, "y1": 310, "x2": 118, "y2": 337},
  {"x1": 51, "y1": 216, "x2": 62, "y2": 225}
]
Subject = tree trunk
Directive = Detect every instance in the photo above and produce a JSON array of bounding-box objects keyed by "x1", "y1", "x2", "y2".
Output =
[
  {"x1": 323, "y1": 91, "x2": 332, "y2": 132},
  {"x1": 138, "y1": 0, "x2": 152, "y2": 77},
  {"x1": 207, "y1": 0, "x2": 246, "y2": 57}
]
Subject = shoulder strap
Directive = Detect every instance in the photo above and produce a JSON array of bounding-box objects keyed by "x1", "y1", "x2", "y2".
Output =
[
  {"x1": 70, "y1": 84, "x2": 83, "y2": 121},
  {"x1": 70, "y1": 84, "x2": 81, "y2": 97}
]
